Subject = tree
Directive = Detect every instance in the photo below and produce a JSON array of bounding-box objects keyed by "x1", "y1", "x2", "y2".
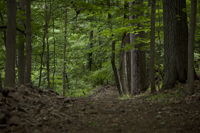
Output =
[
  {"x1": 4, "y1": 0, "x2": 16, "y2": 87},
  {"x1": 18, "y1": 0, "x2": 26, "y2": 85},
  {"x1": 162, "y1": 0, "x2": 188, "y2": 90},
  {"x1": 88, "y1": 30, "x2": 93, "y2": 71},
  {"x1": 108, "y1": 0, "x2": 123, "y2": 96},
  {"x1": 129, "y1": 0, "x2": 148, "y2": 95},
  {"x1": 38, "y1": 0, "x2": 52, "y2": 87},
  {"x1": 187, "y1": 0, "x2": 197, "y2": 95},
  {"x1": 63, "y1": 8, "x2": 67, "y2": 96},
  {"x1": 149, "y1": 0, "x2": 156, "y2": 93},
  {"x1": 25, "y1": 0, "x2": 32, "y2": 84}
]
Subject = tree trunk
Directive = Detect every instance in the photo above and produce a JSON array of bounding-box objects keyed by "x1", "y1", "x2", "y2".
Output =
[
  {"x1": 63, "y1": 9, "x2": 67, "y2": 96},
  {"x1": 88, "y1": 31, "x2": 93, "y2": 71},
  {"x1": 129, "y1": 1, "x2": 138, "y2": 95},
  {"x1": 47, "y1": 36, "x2": 50, "y2": 88},
  {"x1": 125, "y1": 34, "x2": 131, "y2": 94},
  {"x1": 157, "y1": 0, "x2": 162, "y2": 90},
  {"x1": 25, "y1": 0, "x2": 32, "y2": 84},
  {"x1": 18, "y1": 0, "x2": 26, "y2": 85},
  {"x1": 187, "y1": 0, "x2": 197, "y2": 95},
  {"x1": 5, "y1": 0, "x2": 16, "y2": 87},
  {"x1": 108, "y1": 0, "x2": 123, "y2": 96},
  {"x1": 111, "y1": 40, "x2": 123, "y2": 96},
  {"x1": 162, "y1": 0, "x2": 188, "y2": 90},
  {"x1": 52, "y1": 0, "x2": 56, "y2": 90},
  {"x1": 129, "y1": 0, "x2": 148, "y2": 95},
  {"x1": 38, "y1": 0, "x2": 52, "y2": 87},
  {"x1": 149, "y1": 0, "x2": 156, "y2": 93},
  {"x1": 118, "y1": 33, "x2": 128, "y2": 94}
]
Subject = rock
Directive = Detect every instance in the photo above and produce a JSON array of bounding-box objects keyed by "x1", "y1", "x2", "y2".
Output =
[{"x1": 8, "y1": 116, "x2": 21, "y2": 126}]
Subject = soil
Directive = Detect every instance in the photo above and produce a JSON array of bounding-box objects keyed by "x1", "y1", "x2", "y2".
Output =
[{"x1": 0, "y1": 83, "x2": 200, "y2": 133}]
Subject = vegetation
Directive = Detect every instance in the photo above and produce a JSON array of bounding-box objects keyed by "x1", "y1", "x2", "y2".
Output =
[{"x1": 0, "y1": 0, "x2": 200, "y2": 97}]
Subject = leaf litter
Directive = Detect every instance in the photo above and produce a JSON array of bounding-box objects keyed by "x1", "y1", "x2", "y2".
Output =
[{"x1": 0, "y1": 83, "x2": 200, "y2": 133}]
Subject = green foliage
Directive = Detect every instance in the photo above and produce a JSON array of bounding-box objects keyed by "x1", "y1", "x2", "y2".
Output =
[{"x1": 119, "y1": 94, "x2": 131, "y2": 100}]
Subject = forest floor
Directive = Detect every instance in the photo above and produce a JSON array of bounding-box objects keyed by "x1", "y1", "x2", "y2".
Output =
[{"x1": 0, "y1": 82, "x2": 200, "y2": 133}]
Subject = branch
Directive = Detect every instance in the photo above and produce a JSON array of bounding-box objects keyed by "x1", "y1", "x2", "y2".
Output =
[{"x1": 0, "y1": 26, "x2": 26, "y2": 36}]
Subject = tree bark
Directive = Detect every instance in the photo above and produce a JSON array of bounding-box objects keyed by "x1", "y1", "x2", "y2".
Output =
[
  {"x1": 38, "y1": 0, "x2": 52, "y2": 87},
  {"x1": 88, "y1": 31, "x2": 93, "y2": 71},
  {"x1": 47, "y1": 36, "x2": 50, "y2": 88},
  {"x1": 157, "y1": 0, "x2": 162, "y2": 90},
  {"x1": 125, "y1": 34, "x2": 131, "y2": 94},
  {"x1": 162, "y1": 0, "x2": 188, "y2": 90},
  {"x1": 149, "y1": 0, "x2": 156, "y2": 93},
  {"x1": 25, "y1": 0, "x2": 32, "y2": 84},
  {"x1": 187, "y1": 0, "x2": 197, "y2": 95},
  {"x1": 18, "y1": 0, "x2": 26, "y2": 85},
  {"x1": 52, "y1": 0, "x2": 56, "y2": 90},
  {"x1": 5, "y1": 0, "x2": 16, "y2": 87},
  {"x1": 108, "y1": 0, "x2": 123, "y2": 96},
  {"x1": 63, "y1": 9, "x2": 67, "y2": 96},
  {"x1": 118, "y1": 33, "x2": 128, "y2": 94},
  {"x1": 129, "y1": 0, "x2": 148, "y2": 95}
]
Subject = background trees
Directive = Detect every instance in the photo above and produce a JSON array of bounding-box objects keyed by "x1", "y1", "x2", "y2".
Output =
[{"x1": 0, "y1": 0, "x2": 200, "y2": 96}]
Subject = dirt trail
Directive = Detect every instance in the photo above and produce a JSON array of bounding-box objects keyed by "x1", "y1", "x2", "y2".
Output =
[{"x1": 0, "y1": 84, "x2": 200, "y2": 133}]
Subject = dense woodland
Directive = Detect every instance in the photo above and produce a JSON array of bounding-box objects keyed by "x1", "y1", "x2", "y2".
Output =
[{"x1": 0, "y1": 0, "x2": 200, "y2": 97}]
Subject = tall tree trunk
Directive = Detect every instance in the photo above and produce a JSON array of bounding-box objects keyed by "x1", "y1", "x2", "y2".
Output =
[
  {"x1": 162, "y1": 0, "x2": 188, "y2": 90},
  {"x1": 5, "y1": 0, "x2": 16, "y2": 87},
  {"x1": 88, "y1": 31, "x2": 93, "y2": 71},
  {"x1": 25, "y1": 0, "x2": 32, "y2": 84},
  {"x1": 125, "y1": 34, "x2": 131, "y2": 94},
  {"x1": 149, "y1": 0, "x2": 156, "y2": 93},
  {"x1": 63, "y1": 9, "x2": 67, "y2": 96},
  {"x1": 18, "y1": 0, "x2": 26, "y2": 85},
  {"x1": 157, "y1": 0, "x2": 162, "y2": 90},
  {"x1": 47, "y1": 36, "x2": 50, "y2": 88},
  {"x1": 187, "y1": 0, "x2": 197, "y2": 95},
  {"x1": 124, "y1": 2, "x2": 131, "y2": 94},
  {"x1": 118, "y1": 33, "x2": 128, "y2": 94},
  {"x1": 129, "y1": 1, "x2": 138, "y2": 95},
  {"x1": 129, "y1": 0, "x2": 148, "y2": 95},
  {"x1": 52, "y1": 0, "x2": 56, "y2": 90},
  {"x1": 98, "y1": 39, "x2": 103, "y2": 85},
  {"x1": 38, "y1": 0, "x2": 52, "y2": 87},
  {"x1": 108, "y1": 0, "x2": 123, "y2": 96}
]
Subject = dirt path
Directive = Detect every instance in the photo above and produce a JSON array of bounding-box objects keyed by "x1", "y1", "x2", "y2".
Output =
[{"x1": 0, "y1": 84, "x2": 200, "y2": 133}]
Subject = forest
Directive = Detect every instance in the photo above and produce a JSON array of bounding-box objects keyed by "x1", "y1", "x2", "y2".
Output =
[{"x1": 0, "y1": 0, "x2": 200, "y2": 132}]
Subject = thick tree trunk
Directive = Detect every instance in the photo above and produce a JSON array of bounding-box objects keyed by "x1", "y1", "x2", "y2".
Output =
[
  {"x1": 129, "y1": 0, "x2": 148, "y2": 95},
  {"x1": 157, "y1": 0, "x2": 162, "y2": 90},
  {"x1": 25, "y1": 0, "x2": 32, "y2": 84},
  {"x1": 129, "y1": 2, "x2": 138, "y2": 95},
  {"x1": 149, "y1": 0, "x2": 156, "y2": 93},
  {"x1": 5, "y1": 0, "x2": 16, "y2": 87},
  {"x1": 162, "y1": 0, "x2": 188, "y2": 90},
  {"x1": 18, "y1": 0, "x2": 26, "y2": 85},
  {"x1": 187, "y1": 0, "x2": 197, "y2": 95},
  {"x1": 125, "y1": 34, "x2": 131, "y2": 94}
]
